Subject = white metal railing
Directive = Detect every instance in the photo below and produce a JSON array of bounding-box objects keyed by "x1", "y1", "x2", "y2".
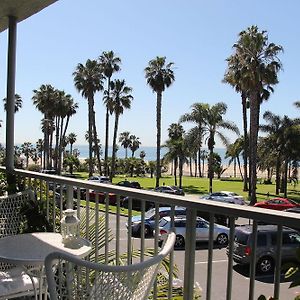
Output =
[{"x1": 2, "y1": 167, "x2": 300, "y2": 300}]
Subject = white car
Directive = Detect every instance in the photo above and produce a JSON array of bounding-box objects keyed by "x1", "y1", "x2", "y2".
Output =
[
  {"x1": 158, "y1": 216, "x2": 229, "y2": 248},
  {"x1": 201, "y1": 191, "x2": 245, "y2": 205},
  {"x1": 88, "y1": 176, "x2": 111, "y2": 184}
]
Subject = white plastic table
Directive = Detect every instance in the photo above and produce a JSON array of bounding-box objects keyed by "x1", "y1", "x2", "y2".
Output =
[{"x1": 0, "y1": 232, "x2": 92, "y2": 300}]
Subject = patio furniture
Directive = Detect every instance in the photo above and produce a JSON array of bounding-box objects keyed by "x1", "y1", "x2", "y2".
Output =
[
  {"x1": 0, "y1": 189, "x2": 40, "y2": 299},
  {"x1": 0, "y1": 232, "x2": 92, "y2": 300},
  {"x1": 45, "y1": 231, "x2": 176, "y2": 300}
]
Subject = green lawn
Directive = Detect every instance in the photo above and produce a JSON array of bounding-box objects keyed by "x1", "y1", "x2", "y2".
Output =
[{"x1": 72, "y1": 172, "x2": 300, "y2": 202}]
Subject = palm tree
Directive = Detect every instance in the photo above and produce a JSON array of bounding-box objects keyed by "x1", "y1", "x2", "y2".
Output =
[
  {"x1": 224, "y1": 53, "x2": 249, "y2": 191},
  {"x1": 67, "y1": 132, "x2": 77, "y2": 155},
  {"x1": 202, "y1": 102, "x2": 240, "y2": 193},
  {"x1": 180, "y1": 103, "x2": 207, "y2": 177},
  {"x1": 225, "y1": 138, "x2": 244, "y2": 178},
  {"x1": 119, "y1": 131, "x2": 131, "y2": 158},
  {"x1": 20, "y1": 142, "x2": 33, "y2": 168},
  {"x1": 232, "y1": 25, "x2": 283, "y2": 204},
  {"x1": 139, "y1": 150, "x2": 146, "y2": 160},
  {"x1": 99, "y1": 51, "x2": 121, "y2": 176},
  {"x1": 3, "y1": 93, "x2": 22, "y2": 113},
  {"x1": 36, "y1": 139, "x2": 44, "y2": 168},
  {"x1": 108, "y1": 79, "x2": 133, "y2": 180},
  {"x1": 145, "y1": 56, "x2": 175, "y2": 187},
  {"x1": 32, "y1": 84, "x2": 56, "y2": 169},
  {"x1": 73, "y1": 59, "x2": 104, "y2": 177},
  {"x1": 129, "y1": 135, "x2": 141, "y2": 158}
]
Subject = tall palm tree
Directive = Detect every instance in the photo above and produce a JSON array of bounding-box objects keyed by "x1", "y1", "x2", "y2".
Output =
[
  {"x1": 73, "y1": 59, "x2": 104, "y2": 177},
  {"x1": 119, "y1": 131, "x2": 131, "y2": 158},
  {"x1": 145, "y1": 56, "x2": 175, "y2": 187},
  {"x1": 202, "y1": 102, "x2": 240, "y2": 193},
  {"x1": 99, "y1": 51, "x2": 121, "y2": 176},
  {"x1": 32, "y1": 84, "x2": 56, "y2": 169},
  {"x1": 107, "y1": 79, "x2": 133, "y2": 180},
  {"x1": 3, "y1": 93, "x2": 22, "y2": 113},
  {"x1": 224, "y1": 53, "x2": 249, "y2": 191},
  {"x1": 67, "y1": 132, "x2": 77, "y2": 155},
  {"x1": 232, "y1": 25, "x2": 283, "y2": 204}
]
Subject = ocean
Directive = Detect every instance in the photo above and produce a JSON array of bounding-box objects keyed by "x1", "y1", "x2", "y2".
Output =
[{"x1": 72, "y1": 145, "x2": 230, "y2": 164}]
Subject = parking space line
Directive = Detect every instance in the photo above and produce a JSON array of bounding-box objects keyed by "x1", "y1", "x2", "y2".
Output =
[{"x1": 195, "y1": 259, "x2": 228, "y2": 265}]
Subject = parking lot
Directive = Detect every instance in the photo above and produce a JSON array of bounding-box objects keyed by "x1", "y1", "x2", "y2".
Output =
[{"x1": 107, "y1": 214, "x2": 298, "y2": 300}]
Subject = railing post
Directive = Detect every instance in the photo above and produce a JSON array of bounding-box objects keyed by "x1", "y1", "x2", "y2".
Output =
[
  {"x1": 183, "y1": 208, "x2": 197, "y2": 300},
  {"x1": 66, "y1": 185, "x2": 73, "y2": 209}
]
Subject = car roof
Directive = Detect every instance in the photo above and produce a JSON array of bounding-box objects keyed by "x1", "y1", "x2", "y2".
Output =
[
  {"x1": 235, "y1": 224, "x2": 297, "y2": 234},
  {"x1": 161, "y1": 215, "x2": 205, "y2": 222},
  {"x1": 156, "y1": 206, "x2": 186, "y2": 212}
]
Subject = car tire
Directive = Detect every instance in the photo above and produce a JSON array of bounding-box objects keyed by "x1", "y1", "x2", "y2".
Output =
[
  {"x1": 175, "y1": 235, "x2": 185, "y2": 248},
  {"x1": 257, "y1": 256, "x2": 274, "y2": 274},
  {"x1": 216, "y1": 233, "x2": 228, "y2": 245}
]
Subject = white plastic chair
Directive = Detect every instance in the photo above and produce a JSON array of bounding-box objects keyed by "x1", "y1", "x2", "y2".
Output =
[
  {"x1": 0, "y1": 190, "x2": 41, "y2": 299},
  {"x1": 45, "y1": 232, "x2": 176, "y2": 300}
]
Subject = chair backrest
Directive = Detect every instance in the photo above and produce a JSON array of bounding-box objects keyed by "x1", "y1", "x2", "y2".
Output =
[
  {"x1": 0, "y1": 190, "x2": 34, "y2": 238},
  {"x1": 45, "y1": 232, "x2": 176, "y2": 300}
]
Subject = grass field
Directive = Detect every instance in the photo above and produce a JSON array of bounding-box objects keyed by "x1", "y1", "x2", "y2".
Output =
[{"x1": 71, "y1": 172, "x2": 300, "y2": 202}]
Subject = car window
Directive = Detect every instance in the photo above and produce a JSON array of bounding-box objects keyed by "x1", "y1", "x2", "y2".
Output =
[
  {"x1": 175, "y1": 220, "x2": 186, "y2": 227},
  {"x1": 257, "y1": 234, "x2": 267, "y2": 247},
  {"x1": 145, "y1": 208, "x2": 155, "y2": 218},
  {"x1": 197, "y1": 221, "x2": 208, "y2": 228},
  {"x1": 283, "y1": 232, "x2": 300, "y2": 245},
  {"x1": 234, "y1": 231, "x2": 249, "y2": 245}
]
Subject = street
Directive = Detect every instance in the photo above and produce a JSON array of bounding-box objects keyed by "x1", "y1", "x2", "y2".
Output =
[{"x1": 106, "y1": 214, "x2": 299, "y2": 300}]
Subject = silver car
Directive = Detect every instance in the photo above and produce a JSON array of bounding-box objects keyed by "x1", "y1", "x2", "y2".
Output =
[
  {"x1": 201, "y1": 191, "x2": 245, "y2": 205},
  {"x1": 158, "y1": 216, "x2": 229, "y2": 248}
]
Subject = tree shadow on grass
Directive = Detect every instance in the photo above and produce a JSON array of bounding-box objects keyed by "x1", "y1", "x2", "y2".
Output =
[{"x1": 182, "y1": 185, "x2": 209, "y2": 195}]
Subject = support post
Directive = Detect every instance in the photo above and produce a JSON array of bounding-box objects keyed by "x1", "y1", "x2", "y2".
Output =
[{"x1": 5, "y1": 16, "x2": 17, "y2": 193}]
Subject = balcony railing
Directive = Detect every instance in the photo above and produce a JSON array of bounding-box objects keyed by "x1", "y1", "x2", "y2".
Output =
[{"x1": 2, "y1": 167, "x2": 300, "y2": 300}]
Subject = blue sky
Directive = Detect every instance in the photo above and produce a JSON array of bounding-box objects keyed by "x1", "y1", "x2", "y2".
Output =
[{"x1": 0, "y1": 0, "x2": 299, "y2": 148}]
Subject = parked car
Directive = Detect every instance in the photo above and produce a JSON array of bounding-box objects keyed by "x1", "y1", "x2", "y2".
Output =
[
  {"x1": 158, "y1": 216, "x2": 229, "y2": 248},
  {"x1": 121, "y1": 197, "x2": 154, "y2": 211},
  {"x1": 254, "y1": 198, "x2": 300, "y2": 211},
  {"x1": 88, "y1": 176, "x2": 111, "y2": 184},
  {"x1": 230, "y1": 224, "x2": 300, "y2": 273},
  {"x1": 117, "y1": 180, "x2": 141, "y2": 189},
  {"x1": 128, "y1": 206, "x2": 187, "y2": 237},
  {"x1": 154, "y1": 185, "x2": 185, "y2": 196},
  {"x1": 88, "y1": 190, "x2": 117, "y2": 205},
  {"x1": 201, "y1": 191, "x2": 245, "y2": 205}
]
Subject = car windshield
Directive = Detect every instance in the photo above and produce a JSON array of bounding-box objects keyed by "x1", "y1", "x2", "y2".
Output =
[
  {"x1": 159, "y1": 218, "x2": 168, "y2": 227},
  {"x1": 145, "y1": 208, "x2": 155, "y2": 218}
]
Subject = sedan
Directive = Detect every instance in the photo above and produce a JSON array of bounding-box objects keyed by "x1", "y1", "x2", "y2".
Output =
[
  {"x1": 88, "y1": 176, "x2": 111, "y2": 184},
  {"x1": 154, "y1": 185, "x2": 185, "y2": 196},
  {"x1": 128, "y1": 206, "x2": 187, "y2": 237},
  {"x1": 201, "y1": 191, "x2": 245, "y2": 205},
  {"x1": 159, "y1": 216, "x2": 229, "y2": 248},
  {"x1": 117, "y1": 180, "x2": 141, "y2": 189},
  {"x1": 254, "y1": 198, "x2": 300, "y2": 211}
]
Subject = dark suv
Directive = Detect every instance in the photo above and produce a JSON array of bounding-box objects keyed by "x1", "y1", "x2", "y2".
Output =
[{"x1": 230, "y1": 224, "x2": 300, "y2": 273}]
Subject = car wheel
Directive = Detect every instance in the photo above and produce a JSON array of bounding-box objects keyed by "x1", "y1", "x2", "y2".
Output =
[
  {"x1": 257, "y1": 257, "x2": 274, "y2": 274},
  {"x1": 175, "y1": 235, "x2": 185, "y2": 248},
  {"x1": 216, "y1": 233, "x2": 228, "y2": 245}
]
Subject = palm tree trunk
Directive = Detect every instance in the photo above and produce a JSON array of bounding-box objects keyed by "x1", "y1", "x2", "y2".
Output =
[
  {"x1": 174, "y1": 158, "x2": 178, "y2": 186},
  {"x1": 198, "y1": 150, "x2": 201, "y2": 178},
  {"x1": 92, "y1": 109, "x2": 102, "y2": 176},
  {"x1": 179, "y1": 157, "x2": 183, "y2": 188},
  {"x1": 88, "y1": 97, "x2": 94, "y2": 177},
  {"x1": 155, "y1": 92, "x2": 162, "y2": 187},
  {"x1": 194, "y1": 157, "x2": 197, "y2": 177},
  {"x1": 249, "y1": 92, "x2": 260, "y2": 205},
  {"x1": 189, "y1": 157, "x2": 192, "y2": 177},
  {"x1": 242, "y1": 92, "x2": 249, "y2": 191},
  {"x1": 283, "y1": 159, "x2": 288, "y2": 198},
  {"x1": 237, "y1": 156, "x2": 243, "y2": 179},
  {"x1": 110, "y1": 114, "x2": 119, "y2": 181},
  {"x1": 104, "y1": 78, "x2": 111, "y2": 176},
  {"x1": 54, "y1": 116, "x2": 60, "y2": 172},
  {"x1": 275, "y1": 156, "x2": 281, "y2": 195},
  {"x1": 233, "y1": 158, "x2": 237, "y2": 177}
]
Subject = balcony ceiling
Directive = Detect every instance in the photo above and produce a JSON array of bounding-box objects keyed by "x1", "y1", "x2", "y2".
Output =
[{"x1": 0, "y1": 0, "x2": 57, "y2": 32}]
